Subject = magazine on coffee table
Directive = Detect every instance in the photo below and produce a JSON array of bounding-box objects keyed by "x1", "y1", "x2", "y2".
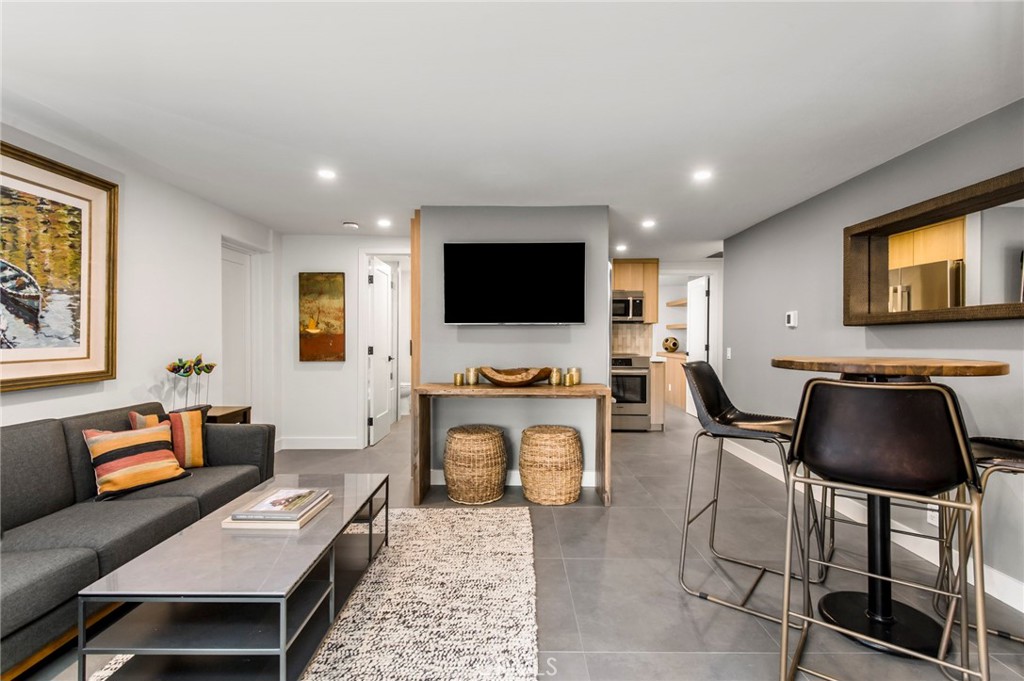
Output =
[
  {"x1": 230, "y1": 488, "x2": 330, "y2": 521},
  {"x1": 221, "y1": 493, "x2": 333, "y2": 530}
]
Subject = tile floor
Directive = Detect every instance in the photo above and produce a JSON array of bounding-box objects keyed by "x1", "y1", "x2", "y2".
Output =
[{"x1": 27, "y1": 406, "x2": 1023, "y2": 681}]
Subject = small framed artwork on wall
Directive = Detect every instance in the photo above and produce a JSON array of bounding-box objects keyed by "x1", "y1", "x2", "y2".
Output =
[
  {"x1": 0, "y1": 142, "x2": 118, "y2": 392},
  {"x1": 298, "y1": 272, "x2": 345, "y2": 361}
]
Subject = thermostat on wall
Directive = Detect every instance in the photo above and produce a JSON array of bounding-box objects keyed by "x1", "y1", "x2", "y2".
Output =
[{"x1": 785, "y1": 311, "x2": 798, "y2": 328}]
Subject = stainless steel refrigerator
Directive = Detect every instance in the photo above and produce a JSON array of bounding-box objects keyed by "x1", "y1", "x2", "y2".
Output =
[{"x1": 888, "y1": 259, "x2": 965, "y2": 312}]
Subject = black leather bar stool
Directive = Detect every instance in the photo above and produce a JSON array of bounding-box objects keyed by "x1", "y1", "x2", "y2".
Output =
[
  {"x1": 677, "y1": 362, "x2": 828, "y2": 626},
  {"x1": 780, "y1": 379, "x2": 989, "y2": 681},
  {"x1": 934, "y1": 437, "x2": 1024, "y2": 667}
]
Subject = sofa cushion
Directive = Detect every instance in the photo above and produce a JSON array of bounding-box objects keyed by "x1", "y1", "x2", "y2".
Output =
[
  {"x1": 61, "y1": 402, "x2": 165, "y2": 502},
  {"x1": 84, "y1": 424, "x2": 190, "y2": 500},
  {"x1": 0, "y1": 419, "x2": 74, "y2": 533},
  {"x1": 0, "y1": 548, "x2": 99, "y2": 638},
  {"x1": 1, "y1": 496, "x2": 198, "y2": 574},
  {"x1": 129, "y1": 408, "x2": 206, "y2": 468},
  {"x1": 119, "y1": 464, "x2": 260, "y2": 516}
]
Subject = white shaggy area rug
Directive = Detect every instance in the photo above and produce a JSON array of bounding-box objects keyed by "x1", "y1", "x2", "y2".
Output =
[{"x1": 91, "y1": 507, "x2": 537, "y2": 681}]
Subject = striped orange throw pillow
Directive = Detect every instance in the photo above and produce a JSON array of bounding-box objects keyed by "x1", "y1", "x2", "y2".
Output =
[
  {"x1": 128, "y1": 409, "x2": 205, "y2": 468},
  {"x1": 83, "y1": 424, "x2": 190, "y2": 500}
]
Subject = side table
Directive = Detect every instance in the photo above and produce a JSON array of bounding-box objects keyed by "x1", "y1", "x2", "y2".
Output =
[{"x1": 207, "y1": 406, "x2": 252, "y2": 424}]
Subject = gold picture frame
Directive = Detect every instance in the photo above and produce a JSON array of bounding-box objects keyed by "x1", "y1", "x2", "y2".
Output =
[{"x1": 1, "y1": 142, "x2": 118, "y2": 391}]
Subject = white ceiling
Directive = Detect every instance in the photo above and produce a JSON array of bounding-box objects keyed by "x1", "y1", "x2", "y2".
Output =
[{"x1": 2, "y1": 2, "x2": 1021, "y2": 260}]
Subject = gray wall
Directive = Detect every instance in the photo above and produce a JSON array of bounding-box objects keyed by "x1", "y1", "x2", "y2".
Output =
[
  {"x1": 981, "y1": 206, "x2": 1024, "y2": 304},
  {"x1": 420, "y1": 206, "x2": 610, "y2": 478},
  {"x1": 723, "y1": 100, "x2": 1024, "y2": 585}
]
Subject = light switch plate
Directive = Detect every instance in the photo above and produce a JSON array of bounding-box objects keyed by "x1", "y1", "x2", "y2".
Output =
[{"x1": 785, "y1": 311, "x2": 798, "y2": 328}]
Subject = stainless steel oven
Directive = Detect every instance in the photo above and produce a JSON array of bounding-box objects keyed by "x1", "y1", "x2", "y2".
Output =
[
  {"x1": 611, "y1": 290, "x2": 645, "y2": 322},
  {"x1": 611, "y1": 355, "x2": 651, "y2": 431}
]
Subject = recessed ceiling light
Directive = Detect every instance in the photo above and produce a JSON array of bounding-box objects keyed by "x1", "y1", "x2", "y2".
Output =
[
  {"x1": 341, "y1": 221, "x2": 360, "y2": 230},
  {"x1": 317, "y1": 168, "x2": 337, "y2": 180},
  {"x1": 615, "y1": 243, "x2": 628, "y2": 252},
  {"x1": 376, "y1": 218, "x2": 392, "y2": 228},
  {"x1": 641, "y1": 219, "x2": 656, "y2": 229},
  {"x1": 692, "y1": 169, "x2": 713, "y2": 182}
]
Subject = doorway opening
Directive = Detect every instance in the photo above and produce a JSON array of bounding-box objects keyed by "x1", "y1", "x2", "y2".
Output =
[{"x1": 361, "y1": 251, "x2": 411, "y2": 447}]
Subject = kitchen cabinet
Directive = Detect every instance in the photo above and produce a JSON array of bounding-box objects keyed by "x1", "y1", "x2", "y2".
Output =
[
  {"x1": 650, "y1": 360, "x2": 665, "y2": 431},
  {"x1": 888, "y1": 217, "x2": 965, "y2": 269},
  {"x1": 612, "y1": 258, "x2": 659, "y2": 323},
  {"x1": 657, "y1": 351, "x2": 687, "y2": 410}
]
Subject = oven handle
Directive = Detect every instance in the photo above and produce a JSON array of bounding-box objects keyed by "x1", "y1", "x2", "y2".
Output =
[{"x1": 611, "y1": 369, "x2": 651, "y2": 376}]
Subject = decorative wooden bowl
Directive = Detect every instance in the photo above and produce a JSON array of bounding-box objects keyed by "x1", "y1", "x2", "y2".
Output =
[{"x1": 479, "y1": 366, "x2": 553, "y2": 387}]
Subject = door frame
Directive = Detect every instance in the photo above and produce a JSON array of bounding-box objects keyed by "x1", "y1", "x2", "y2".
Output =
[
  {"x1": 357, "y1": 246, "x2": 411, "y2": 448},
  {"x1": 221, "y1": 237, "x2": 272, "y2": 425},
  {"x1": 659, "y1": 260, "x2": 725, "y2": 374}
]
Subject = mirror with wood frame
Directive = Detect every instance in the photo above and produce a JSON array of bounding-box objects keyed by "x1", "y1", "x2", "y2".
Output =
[{"x1": 844, "y1": 168, "x2": 1024, "y2": 325}]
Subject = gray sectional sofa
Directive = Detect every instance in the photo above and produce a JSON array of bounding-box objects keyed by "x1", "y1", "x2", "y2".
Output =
[{"x1": 0, "y1": 402, "x2": 276, "y2": 675}]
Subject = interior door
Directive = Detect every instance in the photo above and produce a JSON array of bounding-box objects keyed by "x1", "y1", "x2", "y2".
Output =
[
  {"x1": 368, "y1": 257, "x2": 395, "y2": 445},
  {"x1": 221, "y1": 246, "x2": 251, "y2": 406},
  {"x1": 685, "y1": 276, "x2": 710, "y2": 417}
]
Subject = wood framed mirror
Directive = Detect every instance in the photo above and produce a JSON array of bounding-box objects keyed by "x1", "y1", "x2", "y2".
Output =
[{"x1": 844, "y1": 168, "x2": 1024, "y2": 325}]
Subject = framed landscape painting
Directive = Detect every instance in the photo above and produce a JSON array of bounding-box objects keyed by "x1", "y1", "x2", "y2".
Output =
[
  {"x1": 298, "y1": 272, "x2": 345, "y2": 361},
  {"x1": 0, "y1": 143, "x2": 118, "y2": 391}
]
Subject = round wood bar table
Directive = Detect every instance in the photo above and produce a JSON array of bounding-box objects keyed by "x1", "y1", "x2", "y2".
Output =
[{"x1": 772, "y1": 356, "x2": 1009, "y2": 657}]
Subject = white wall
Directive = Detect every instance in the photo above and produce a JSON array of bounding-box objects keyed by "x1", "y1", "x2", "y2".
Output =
[
  {"x1": 0, "y1": 122, "x2": 276, "y2": 426},
  {"x1": 276, "y1": 234, "x2": 409, "y2": 449},
  {"x1": 420, "y1": 206, "x2": 610, "y2": 484},
  {"x1": 723, "y1": 100, "x2": 1024, "y2": 608}
]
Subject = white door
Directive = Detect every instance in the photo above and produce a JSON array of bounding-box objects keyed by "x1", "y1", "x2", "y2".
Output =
[
  {"x1": 221, "y1": 246, "x2": 251, "y2": 406},
  {"x1": 368, "y1": 257, "x2": 395, "y2": 445},
  {"x1": 685, "y1": 276, "x2": 710, "y2": 417}
]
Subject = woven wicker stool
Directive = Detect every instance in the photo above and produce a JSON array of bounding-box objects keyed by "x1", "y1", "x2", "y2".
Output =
[
  {"x1": 443, "y1": 424, "x2": 507, "y2": 504},
  {"x1": 519, "y1": 425, "x2": 583, "y2": 505}
]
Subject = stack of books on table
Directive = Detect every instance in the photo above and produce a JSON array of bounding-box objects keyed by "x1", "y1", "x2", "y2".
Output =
[{"x1": 221, "y1": 488, "x2": 332, "y2": 530}]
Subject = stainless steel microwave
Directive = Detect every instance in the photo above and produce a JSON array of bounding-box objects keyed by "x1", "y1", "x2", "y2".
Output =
[{"x1": 612, "y1": 290, "x2": 644, "y2": 322}]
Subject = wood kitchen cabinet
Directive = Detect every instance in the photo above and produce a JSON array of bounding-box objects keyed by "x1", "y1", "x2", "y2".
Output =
[
  {"x1": 657, "y1": 351, "x2": 687, "y2": 410},
  {"x1": 650, "y1": 360, "x2": 665, "y2": 431},
  {"x1": 888, "y1": 217, "x2": 965, "y2": 269},
  {"x1": 612, "y1": 258, "x2": 659, "y2": 323}
]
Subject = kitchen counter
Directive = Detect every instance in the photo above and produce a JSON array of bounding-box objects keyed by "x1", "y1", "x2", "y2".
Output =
[{"x1": 657, "y1": 352, "x2": 688, "y2": 410}]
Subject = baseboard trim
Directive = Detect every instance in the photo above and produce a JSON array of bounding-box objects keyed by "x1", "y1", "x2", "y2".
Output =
[
  {"x1": 430, "y1": 469, "x2": 597, "y2": 488},
  {"x1": 724, "y1": 440, "x2": 1024, "y2": 614},
  {"x1": 277, "y1": 436, "x2": 363, "y2": 450}
]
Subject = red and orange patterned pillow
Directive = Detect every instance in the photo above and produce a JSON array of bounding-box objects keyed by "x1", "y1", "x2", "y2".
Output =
[
  {"x1": 83, "y1": 424, "x2": 190, "y2": 500},
  {"x1": 128, "y1": 409, "x2": 205, "y2": 468}
]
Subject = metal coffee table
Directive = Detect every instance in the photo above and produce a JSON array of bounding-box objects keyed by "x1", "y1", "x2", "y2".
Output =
[{"x1": 78, "y1": 473, "x2": 388, "y2": 681}]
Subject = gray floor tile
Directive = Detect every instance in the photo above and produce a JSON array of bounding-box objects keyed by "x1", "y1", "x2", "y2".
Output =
[
  {"x1": 532, "y1": 506, "x2": 564, "y2": 559},
  {"x1": 585, "y1": 652, "x2": 784, "y2": 681},
  {"x1": 536, "y1": 558, "x2": 584, "y2": 652},
  {"x1": 553, "y1": 507, "x2": 683, "y2": 560},
  {"x1": 993, "y1": 655, "x2": 1024, "y2": 679},
  {"x1": 564, "y1": 557, "x2": 779, "y2": 653},
  {"x1": 538, "y1": 652, "x2": 591, "y2": 680},
  {"x1": 798, "y1": 651, "x2": 1020, "y2": 680}
]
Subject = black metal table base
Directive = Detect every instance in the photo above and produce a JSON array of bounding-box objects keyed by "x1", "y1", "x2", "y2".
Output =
[{"x1": 818, "y1": 591, "x2": 945, "y2": 657}]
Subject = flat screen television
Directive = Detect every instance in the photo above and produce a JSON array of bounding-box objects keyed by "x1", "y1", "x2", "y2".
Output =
[{"x1": 444, "y1": 242, "x2": 586, "y2": 324}]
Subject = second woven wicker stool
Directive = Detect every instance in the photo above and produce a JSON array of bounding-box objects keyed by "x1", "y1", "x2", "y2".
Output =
[
  {"x1": 519, "y1": 425, "x2": 583, "y2": 505},
  {"x1": 443, "y1": 424, "x2": 507, "y2": 504}
]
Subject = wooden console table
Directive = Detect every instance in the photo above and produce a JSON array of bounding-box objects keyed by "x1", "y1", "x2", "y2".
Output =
[
  {"x1": 206, "y1": 406, "x2": 252, "y2": 424},
  {"x1": 412, "y1": 383, "x2": 613, "y2": 506}
]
